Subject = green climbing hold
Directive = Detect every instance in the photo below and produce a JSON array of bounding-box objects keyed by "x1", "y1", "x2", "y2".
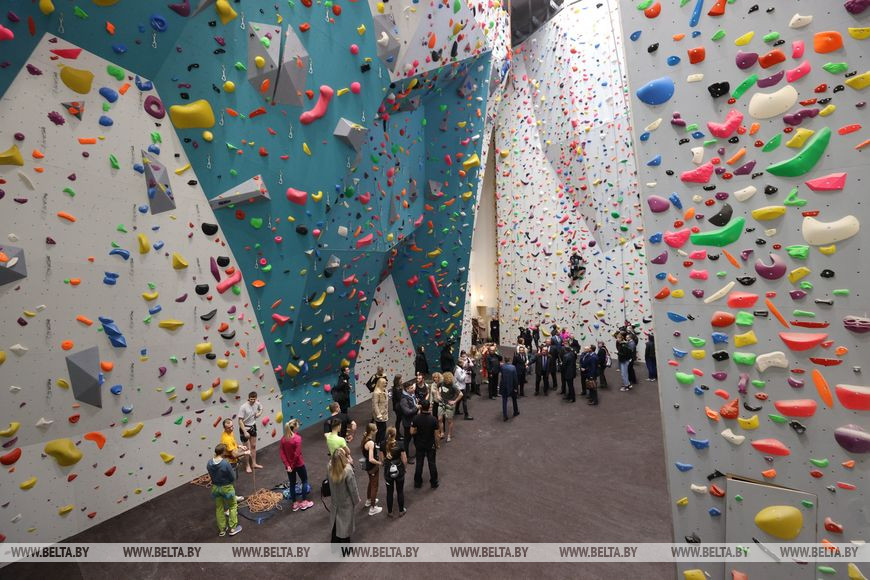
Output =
[
  {"x1": 733, "y1": 352, "x2": 757, "y2": 366},
  {"x1": 766, "y1": 127, "x2": 831, "y2": 177},
  {"x1": 686, "y1": 123, "x2": 698, "y2": 132},
  {"x1": 250, "y1": 217, "x2": 263, "y2": 229},
  {"x1": 822, "y1": 62, "x2": 849, "y2": 74},
  {"x1": 174, "y1": 416, "x2": 184, "y2": 425},
  {"x1": 731, "y1": 74, "x2": 758, "y2": 100},
  {"x1": 689, "y1": 217, "x2": 745, "y2": 247},
  {"x1": 232, "y1": 285, "x2": 241, "y2": 296},
  {"x1": 109, "y1": 154, "x2": 120, "y2": 169},
  {"x1": 809, "y1": 458, "x2": 829, "y2": 468},
  {"x1": 735, "y1": 494, "x2": 743, "y2": 502},
  {"x1": 751, "y1": 380, "x2": 766, "y2": 389},
  {"x1": 688, "y1": 336, "x2": 706, "y2": 347},
  {"x1": 762, "y1": 133, "x2": 782, "y2": 152},
  {"x1": 817, "y1": 566, "x2": 836, "y2": 575},
  {"x1": 735, "y1": 312, "x2": 754, "y2": 326},
  {"x1": 117, "y1": 224, "x2": 127, "y2": 233},
  {"x1": 675, "y1": 372, "x2": 695, "y2": 385},
  {"x1": 792, "y1": 310, "x2": 815, "y2": 318},
  {"x1": 783, "y1": 187, "x2": 808, "y2": 207},
  {"x1": 703, "y1": 139, "x2": 717, "y2": 147},
  {"x1": 107, "y1": 65, "x2": 125, "y2": 81},
  {"x1": 832, "y1": 289, "x2": 850, "y2": 296},
  {"x1": 799, "y1": 281, "x2": 813, "y2": 291},
  {"x1": 73, "y1": 6, "x2": 89, "y2": 18},
  {"x1": 786, "y1": 245, "x2": 810, "y2": 259},
  {"x1": 712, "y1": 29, "x2": 726, "y2": 41},
  {"x1": 637, "y1": 0, "x2": 653, "y2": 9},
  {"x1": 143, "y1": 315, "x2": 152, "y2": 324},
  {"x1": 234, "y1": 61, "x2": 247, "y2": 71},
  {"x1": 800, "y1": 499, "x2": 814, "y2": 508},
  {"x1": 63, "y1": 187, "x2": 76, "y2": 197},
  {"x1": 768, "y1": 414, "x2": 788, "y2": 424},
  {"x1": 151, "y1": 132, "x2": 162, "y2": 144},
  {"x1": 453, "y1": 0, "x2": 461, "y2": 12}
]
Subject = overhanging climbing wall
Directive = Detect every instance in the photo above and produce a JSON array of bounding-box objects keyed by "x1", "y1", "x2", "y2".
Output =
[
  {"x1": 494, "y1": 0, "x2": 651, "y2": 344},
  {"x1": 619, "y1": 1, "x2": 869, "y2": 578}
]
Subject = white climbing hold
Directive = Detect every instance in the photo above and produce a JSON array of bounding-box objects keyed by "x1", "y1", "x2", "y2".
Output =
[
  {"x1": 733, "y1": 185, "x2": 757, "y2": 202},
  {"x1": 756, "y1": 351, "x2": 789, "y2": 372},
  {"x1": 9, "y1": 344, "x2": 28, "y2": 355},
  {"x1": 644, "y1": 118, "x2": 663, "y2": 132},
  {"x1": 704, "y1": 281, "x2": 736, "y2": 304},
  {"x1": 748, "y1": 85, "x2": 798, "y2": 119},
  {"x1": 691, "y1": 147, "x2": 704, "y2": 165},
  {"x1": 35, "y1": 417, "x2": 54, "y2": 427},
  {"x1": 721, "y1": 429, "x2": 746, "y2": 445},
  {"x1": 802, "y1": 216, "x2": 860, "y2": 246},
  {"x1": 687, "y1": 74, "x2": 704, "y2": 83},
  {"x1": 789, "y1": 13, "x2": 813, "y2": 29},
  {"x1": 690, "y1": 484, "x2": 708, "y2": 494},
  {"x1": 8, "y1": 385, "x2": 20, "y2": 393}
]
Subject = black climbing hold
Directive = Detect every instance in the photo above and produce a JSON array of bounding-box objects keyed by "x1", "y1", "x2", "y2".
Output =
[
  {"x1": 789, "y1": 421, "x2": 806, "y2": 435},
  {"x1": 728, "y1": 136, "x2": 740, "y2": 144},
  {"x1": 744, "y1": 402, "x2": 763, "y2": 412},
  {"x1": 712, "y1": 351, "x2": 730, "y2": 361},
  {"x1": 708, "y1": 203, "x2": 733, "y2": 226},
  {"x1": 665, "y1": 170, "x2": 675, "y2": 176},
  {"x1": 737, "y1": 276, "x2": 757, "y2": 285},
  {"x1": 200, "y1": 308, "x2": 218, "y2": 321},
  {"x1": 708, "y1": 253, "x2": 720, "y2": 261},
  {"x1": 216, "y1": 256, "x2": 230, "y2": 267},
  {"x1": 205, "y1": 353, "x2": 217, "y2": 360},
  {"x1": 814, "y1": 299, "x2": 834, "y2": 306},
  {"x1": 195, "y1": 284, "x2": 209, "y2": 295},
  {"x1": 679, "y1": 138, "x2": 690, "y2": 145},
  {"x1": 833, "y1": 85, "x2": 845, "y2": 93},
  {"x1": 753, "y1": 311, "x2": 769, "y2": 317},
  {"x1": 748, "y1": 4, "x2": 759, "y2": 13},
  {"x1": 706, "y1": 470, "x2": 725, "y2": 481},
  {"x1": 708, "y1": 82, "x2": 730, "y2": 98},
  {"x1": 201, "y1": 222, "x2": 219, "y2": 236},
  {"x1": 703, "y1": 185, "x2": 717, "y2": 191},
  {"x1": 295, "y1": 225, "x2": 308, "y2": 235},
  {"x1": 686, "y1": 533, "x2": 701, "y2": 543},
  {"x1": 220, "y1": 330, "x2": 236, "y2": 340},
  {"x1": 764, "y1": 185, "x2": 778, "y2": 195},
  {"x1": 820, "y1": 269, "x2": 834, "y2": 278},
  {"x1": 647, "y1": 43, "x2": 659, "y2": 53}
]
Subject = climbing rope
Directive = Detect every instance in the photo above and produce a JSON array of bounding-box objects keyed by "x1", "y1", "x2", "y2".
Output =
[{"x1": 241, "y1": 467, "x2": 284, "y2": 513}]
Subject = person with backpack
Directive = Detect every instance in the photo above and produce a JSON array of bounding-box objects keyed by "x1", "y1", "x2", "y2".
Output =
[
  {"x1": 381, "y1": 427, "x2": 407, "y2": 517},
  {"x1": 365, "y1": 366, "x2": 385, "y2": 393},
  {"x1": 596, "y1": 341, "x2": 611, "y2": 388}
]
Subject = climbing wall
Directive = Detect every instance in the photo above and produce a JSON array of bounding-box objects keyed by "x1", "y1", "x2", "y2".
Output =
[
  {"x1": 0, "y1": 36, "x2": 280, "y2": 545},
  {"x1": 494, "y1": 0, "x2": 652, "y2": 345},
  {"x1": 0, "y1": 0, "x2": 508, "y2": 546},
  {"x1": 619, "y1": 1, "x2": 869, "y2": 578}
]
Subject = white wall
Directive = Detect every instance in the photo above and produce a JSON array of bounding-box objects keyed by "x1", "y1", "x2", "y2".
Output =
[{"x1": 0, "y1": 37, "x2": 279, "y2": 544}]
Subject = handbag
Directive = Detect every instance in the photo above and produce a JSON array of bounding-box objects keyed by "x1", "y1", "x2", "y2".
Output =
[{"x1": 320, "y1": 478, "x2": 331, "y2": 512}]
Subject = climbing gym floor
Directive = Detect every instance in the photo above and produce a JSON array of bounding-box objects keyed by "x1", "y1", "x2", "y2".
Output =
[{"x1": 6, "y1": 366, "x2": 672, "y2": 580}]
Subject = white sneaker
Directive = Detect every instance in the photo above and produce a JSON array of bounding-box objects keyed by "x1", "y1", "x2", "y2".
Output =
[
  {"x1": 224, "y1": 510, "x2": 229, "y2": 516},
  {"x1": 235, "y1": 495, "x2": 244, "y2": 501},
  {"x1": 364, "y1": 499, "x2": 371, "y2": 507},
  {"x1": 228, "y1": 525, "x2": 242, "y2": 536},
  {"x1": 368, "y1": 506, "x2": 383, "y2": 516}
]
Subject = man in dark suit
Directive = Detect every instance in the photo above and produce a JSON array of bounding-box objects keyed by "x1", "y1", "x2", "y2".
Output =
[
  {"x1": 561, "y1": 346, "x2": 577, "y2": 402},
  {"x1": 499, "y1": 356, "x2": 519, "y2": 421},
  {"x1": 333, "y1": 366, "x2": 351, "y2": 414},
  {"x1": 548, "y1": 339, "x2": 562, "y2": 394},
  {"x1": 485, "y1": 345, "x2": 501, "y2": 399},
  {"x1": 534, "y1": 347, "x2": 551, "y2": 395}
]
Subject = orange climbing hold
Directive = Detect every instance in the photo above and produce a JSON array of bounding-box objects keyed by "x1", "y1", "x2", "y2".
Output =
[
  {"x1": 814, "y1": 31, "x2": 843, "y2": 53},
  {"x1": 61, "y1": 340, "x2": 74, "y2": 350},
  {"x1": 707, "y1": 0, "x2": 727, "y2": 16},
  {"x1": 76, "y1": 315, "x2": 93, "y2": 326},
  {"x1": 57, "y1": 211, "x2": 77, "y2": 222},
  {"x1": 812, "y1": 369, "x2": 833, "y2": 408},
  {"x1": 644, "y1": 1, "x2": 661, "y2": 18},
  {"x1": 765, "y1": 298, "x2": 789, "y2": 329},
  {"x1": 720, "y1": 399, "x2": 739, "y2": 419},
  {"x1": 100, "y1": 360, "x2": 114, "y2": 372},
  {"x1": 705, "y1": 407, "x2": 721, "y2": 421},
  {"x1": 761, "y1": 469, "x2": 777, "y2": 479},
  {"x1": 758, "y1": 49, "x2": 786, "y2": 68},
  {"x1": 84, "y1": 431, "x2": 107, "y2": 449},
  {"x1": 711, "y1": 311, "x2": 736, "y2": 327},
  {"x1": 687, "y1": 46, "x2": 706, "y2": 64}
]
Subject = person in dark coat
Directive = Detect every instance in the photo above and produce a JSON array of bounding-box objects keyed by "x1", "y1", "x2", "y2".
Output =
[
  {"x1": 333, "y1": 366, "x2": 351, "y2": 414},
  {"x1": 399, "y1": 383, "x2": 419, "y2": 464},
  {"x1": 531, "y1": 325, "x2": 540, "y2": 350},
  {"x1": 596, "y1": 342, "x2": 610, "y2": 389},
  {"x1": 534, "y1": 346, "x2": 551, "y2": 395},
  {"x1": 498, "y1": 356, "x2": 519, "y2": 421},
  {"x1": 512, "y1": 344, "x2": 530, "y2": 397},
  {"x1": 485, "y1": 344, "x2": 501, "y2": 399},
  {"x1": 645, "y1": 332, "x2": 658, "y2": 381},
  {"x1": 548, "y1": 338, "x2": 562, "y2": 394},
  {"x1": 414, "y1": 345, "x2": 430, "y2": 377},
  {"x1": 439, "y1": 344, "x2": 455, "y2": 373},
  {"x1": 561, "y1": 346, "x2": 577, "y2": 402},
  {"x1": 580, "y1": 345, "x2": 600, "y2": 405}
]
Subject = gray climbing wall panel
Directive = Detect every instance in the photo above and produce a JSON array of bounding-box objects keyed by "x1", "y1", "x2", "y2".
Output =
[{"x1": 618, "y1": 1, "x2": 869, "y2": 578}]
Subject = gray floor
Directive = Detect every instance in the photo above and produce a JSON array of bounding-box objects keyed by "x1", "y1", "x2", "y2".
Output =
[{"x1": 5, "y1": 363, "x2": 674, "y2": 579}]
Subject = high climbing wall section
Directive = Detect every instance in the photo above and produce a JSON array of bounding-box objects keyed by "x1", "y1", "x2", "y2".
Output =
[
  {"x1": 619, "y1": 1, "x2": 869, "y2": 578},
  {"x1": 494, "y1": 0, "x2": 651, "y2": 345}
]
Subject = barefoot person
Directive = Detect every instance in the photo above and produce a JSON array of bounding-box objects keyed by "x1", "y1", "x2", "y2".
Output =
[{"x1": 239, "y1": 392, "x2": 263, "y2": 471}]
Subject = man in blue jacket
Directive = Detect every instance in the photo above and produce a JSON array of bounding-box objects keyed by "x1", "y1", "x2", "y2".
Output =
[
  {"x1": 499, "y1": 356, "x2": 519, "y2": 421},
  {"x1": 580, "y1": 345, "x2": 599, "y2": 406}
]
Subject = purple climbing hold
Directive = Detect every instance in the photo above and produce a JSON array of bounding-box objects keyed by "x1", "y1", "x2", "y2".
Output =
[
  {"x1": 755, "y1": 254, "x2": 787, "y2": 280},
  {"x1": 168, "y1": 0, "x2": 192, "y2": 17},
  {"x1": 637, "y1": 77, "x2": 676, "y2": 105},
  {"x1": 735, "y1": 51, "x2": 758, "y2": 70},
  {"x1": 757, "y1": 70, "x2": 785, "y2": 89},
  {"x1": 144, "y1": 95, "x2": 165, "y2": 119},
  {"x1": 783, "y1": 108, "x2": 820, "y2": 126},
  {"x1": 834, "y1": 424, "x2": 870, "y2": 453},
  {"x1": 845, "y1": 0, "x2": 870, "y2": 14},
  {"x1": 692, "y1": 289, "x2": 705, "y2": 298},
  {"x1": 651, "y1": 252, "x2": 669, "y2": 265},
  {"x1": 647, "y1": 195, "x2": 671, "y2": 212}
]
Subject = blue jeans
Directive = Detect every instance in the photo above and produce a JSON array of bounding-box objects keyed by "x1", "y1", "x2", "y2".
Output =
[
  {"x1": 287, "y1": 464, "x2": 309, "y2": 501},
  {"x1": 619, "y1": 360, "x2": 630, "y2": 386}
]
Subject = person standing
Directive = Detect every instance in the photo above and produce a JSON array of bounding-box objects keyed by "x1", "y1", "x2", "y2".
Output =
[
  {"x1": 486, "y1": 344, "x2": 501, "y2": 399},
  {"x1": 414, "y1": 345, "x2": 430, "y2": 377},
  {"x1": 440, "y1": 344, "x2": 455, "y2": 373},
  {"x1": 645, "y1": 332, "x2": 658, "y2": 382},
  {"x1": 617, "y1": 333, "x2": 633, "y2": 391},
  {"x1": 365, "y1": 366, "x2": 386, "y2": 394},
  {"x1": 399, "y1": 382, "x2": 419, "y2": 464},
  {"x1": 428, "y1": 372, "x2": 443, "y2": 424},
  {"x1": 581, "y1": 345, "x2": 600, "y2": 406},
  {"x1": 499, "y1": 356, "x2": 520, "y2": 421},
  {"x1": 561, "y1": 346, "x2": 577, "y2": 403},
  {"x1": 548, "y1": 339, "x2": 562, "y2": 394},
  {"x1": 360, "y1": 424, "x2": 383, "y2": 516},
  {"x1": 207, "y1": 443, "x2": 242, "y2": 537},
  {"x1": 220, "y1": 419, "x2": 248, "y2": 501},
  {"x1": 534, "y1": 346, "x2": 551, "y2": 395},
  {"x1": 597, "y1": 341, "x2": 610, "y2": 389},
  {"x1": 532, "y1": 325, "x2": 540, "y2": 350},
  {"x1": 372, "y1": 377, "x2": 389, "y2": 449},
  {"x1": 238, "y1": 392, "x2": 263, "y2": 472},
  {"x1": 414, "y1": 371, "x2": 430, "y2": 407},
  {"x1": 381, "y1": 427, "x2": 407, "y2": 517},
  {"x1": 454, "y1": 354, "x2": 474, "y2": 420},
  {"x1": 391, "y1": 375, "x2": 404, "y2": 436},
  {"x1": 328, "y1": 448, "x2": 360, "y2": 543},
  {"x1": 410, "y1": 401, "x2": 440, "y2": 489},
  {"x1": 513, "y1": 345, "x2": 530, "y2": 397},
  {"x1": 333, "y1": 366, "x2": 352, "y2": 414},
  {"x1": 325, "y1": 417, "x2": 350, "y2": 458},
  {"x1": 279, "y1": 419, "x2": 314, "y2": 511},
  {"x1": 438, "y1": 372, "x2": 463, "y2": 442},
  {"x1": 626, "y1": 330, "x2": 638, "y2": 386}
]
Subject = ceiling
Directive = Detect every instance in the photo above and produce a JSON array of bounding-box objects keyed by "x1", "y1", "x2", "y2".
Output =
[{"x1": 510, "y1": 0, "x2": 566, "y2": 46}]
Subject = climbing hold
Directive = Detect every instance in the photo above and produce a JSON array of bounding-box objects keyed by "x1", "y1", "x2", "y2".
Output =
[
  {"x1": 801, "y1": 215, "x2": 860, "y2": 246},
  {"x1": 221, "y1": 379, "x2": 239, "y2": 393},
  {"x1": 122, "y1": 422, "x2": 144, "y2": 437},
  {"x1": 19, "y1": 476, "x2": 38, "y2": 490},
  {"x1": 805, "y1": 173, "x2": 847, "y2": 192},
  {"x1": 767, "y1": 127, "x2": 831, "y2": 177},
  {"x1": 0, "y1": 144, "x2": 24, "y2": 166},
  {"x1": 636, "y1": 77, "x2": 675, "y2": 105},
  {"x1": 834, "y1": 424, "x2": 870, "y2": 454},
  {"x1": 756, "y1": 351, "x2": 788, "y2": 372},
  {"x1": 60, "y1": 66, "x2": 95, "y2": 94},
  {"x1": 0, "y1": 422, "x2": 21, "y2": 437},
  {"x1": 748, "y1": 85, "x2": 798, "y2": 119},
  {"x1": 754, "y1": 505, "x2": 803, "y2": 540},
  {"x1": 835, "y1": 384, "x2": 870, "y2": 411},
  {"x1": 215, "y1": 0, "x2": 238, "y2": 24},
  {"x1": 300, "y1": 85, "x2": 335, "y2": 125},
  {"x1": 83, "y1": 431, "x2": 106, "y2": 449},
  {"x1": 774, "y1": 399, "x2": 818, "y2": 417},
  {"x1": 814, "y1": 31, "x2": 844, "y2": 54},
  {"x1": 779, "y1": 332, "x2": 828, "y2": 351},
  {"x1": 168, "y1": 100, "x2": 216, "y2": 129},
  {"x1": 171, "y1": 252, "x2": 188, "y2": 270},
  {"x1": 44, "y1": 438, "x2": 83, "y2": 466},
  {"x1": 690, "y1": 217, "x2": 745, "y2": 247},
  {"x1": 752, "y1": 438, "x2": 791, "y2": 456}
]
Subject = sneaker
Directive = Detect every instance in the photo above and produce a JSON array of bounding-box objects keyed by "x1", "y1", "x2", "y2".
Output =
[
  {"x1": 228, "y1": 525, "x2": 242, "y2": 536},
  {"x1": 446, "y1": 436, "x2": 452, "y2": 442},
  {"x1": 235, "y1": 495, "x2": 244, "y2": 502},
  {"x1": 399, "y1": 508, "x2": 407, "y2": 517},
  {"x1": 620, "y1": 386, "x2": 630, "y2": 392},
  {"x1": 464, "y1": 416, "x2": 474, "y2": 420},
  {"x1": 300, "y1": 500, "x2": 314, "y2": 510},
  {"x1": 368, "y1": 506, "x2": 383, "y2": 516},
  {"x1": 219, "y1": 529, "x2": 227, "y2": 537},
  {"x1": 292, "y1": 501, "x2": 302, "y2": 512},
  {"x1": 224, "y1": 509, "x2": 229, "y2": 516},
  {"x1": 364, "y1": 499, "x2": 371, "y2": 507}
]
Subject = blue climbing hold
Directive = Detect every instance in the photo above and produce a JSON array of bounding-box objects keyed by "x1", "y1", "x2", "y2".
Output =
[
  {"x1": 640, "y1": 131, "x2": 651, "y2": 142},
  {"x1": 111, "y1": 44, "x2": 128, "y2": 55},
  {"x1": 636, "y1": 77, "x2": 676, "y2": 105},
  {"x1": 709, "y1": 507, "x2": 722, "y2": 517},
  {"x1": 153, "y1": 241, "x2": 165, "y2": 250},
  {"x1": 121, "y1": 405, "x2": 134, "y2": 414},
  {"x1": 99, "y1": 115, "x2": 114, "y2": 127},
  {"x1": 692, "y1": 30, "x2": 702, "y2": 38},
  {"x1": 110, "y1": 384, "x2": 123, "y2": 395},
  {"x1": 99, "y1": 87, "x2": 119, "y2": 103},
  {"x1": 630, "y1": 30, "x2": 641, "y2": 41},
  {"x1": 668, "y1": 312, "x2": 688, "y2": 322},
  {"x1": 669, "y1": 193, "x2": 683, "y2": 209},
  {"x1": 135, "y1": 76, "x2": 154, "y2": 92},
  {"x1": 690, "y1": 438, "x2": 710, "y2": 449},
  {"x1": 655, "y1": 272, "x2": 667, "y2": 280},
  {"x1": 675, "y1": 462, "x2": 694, "y2": 471},
  {"x1": 673, "y1": 348, "x2": 688, "y2": 358},
  {"x1": 647, "y1": 155, "x2": 662, "y2": 167},
  {"x1": 691, "y1": 131, "x2": 705, "y2": 139},
  {"x1": 711, "y1": 332, "x2": 729, "y2": 344},
  {"x1": 667, "y1": 56, "x2": 681, "y2": 66},
  {"x1": 694, "y1": 386, "x2": 704, "y2": 395},
  {"x1": 148, "y1": 305, "x2": 162, "y2": 315},
  {"x1": 99, "y1": 316, "x2": 127, "y2": 348},
  {"x1": 109, "y1": 248, "x2": 130, "y2": 260},
  {"x1": 690, "y1": 0, "x2": 705, "y2": 27},
  {"x1": 649, "y1": 232, "x2": 663, "y2": 244}
]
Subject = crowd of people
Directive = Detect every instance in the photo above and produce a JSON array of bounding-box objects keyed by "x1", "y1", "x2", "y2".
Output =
[{"x1": 205, "y1": 323, "x2": 657, "y2": 540}]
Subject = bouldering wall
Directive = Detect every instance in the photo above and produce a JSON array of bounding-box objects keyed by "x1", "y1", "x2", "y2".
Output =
[
  {"x1": 494, "y1": 0, "x2": 651, "y2": 344},
  {"x1": 619, "y1": 1, "x2": 870, "y2": 578},
  {"x1": 0, "y1": 0, "x2": 509, "y2": 547},
  {"x1": 0, "y1": 36, "x2": 280, "y2": 545}
]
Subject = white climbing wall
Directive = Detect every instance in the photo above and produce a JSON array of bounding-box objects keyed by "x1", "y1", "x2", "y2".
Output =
[
  {"x1": 353, "y1": 274, "x2": 416, "y2": 403},
  {"x1": 0, "y1": 36, "x2": 280, "y2": 545},
  {"x1": 619, "y1": 1, "x2": 870, "y2": 578},
  {"x1": 493, "y1": 1, "x2": 652, "y2": 346}
]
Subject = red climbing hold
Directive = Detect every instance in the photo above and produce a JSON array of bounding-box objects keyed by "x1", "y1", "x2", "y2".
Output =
[
  {"x1": 644, "y1": 2, "x2": 661, "y2": 18},
  {"x1": 0, "y1": 448, "x2": 21, "y2": 466},
  {"x1": 711, "y1": 311, "x2": 736, "y2": 327},
  {"x1": 707, "y1": 0, "x2": 727, "y2": 16},
  {"x1": 758, "y1": 49, "x2": 786, "y2": 68},
  {"x1": 773, "y1": 399, "x2": 818, "y2": 417},
  {"x1": 687, "y1": 46, "x2": 706, "y2": 64},
  {"x1": 726, "y1": 291, "x2": 758, "y2": 308},
  {"x1": 779, "y1": 332, "x2": 828, "y2": 351},
  {"x1": 751, "y1": 438, "x2": 791, "y2": 456}
]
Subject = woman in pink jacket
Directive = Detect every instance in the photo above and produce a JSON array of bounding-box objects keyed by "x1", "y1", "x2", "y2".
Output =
[{"x1": 279, "y1": 419, "x2": 314, "y2": 511}]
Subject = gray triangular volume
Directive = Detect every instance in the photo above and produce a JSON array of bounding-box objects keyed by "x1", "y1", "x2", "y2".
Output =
[
  {"x1": 426, "y1": 179, "x2": 444, "y2": 200},
  {"x1": 273, "y1": 27, "x2": 309, "y2": 106},
  {"x1": 209, "y1": 174, "x2": 271, "y2": 209},
  {"x1": 142, "y1": 150, "x2": 176, "y2": 214},
  {"x1": 0, "y1": 245, "x2": 27, "y2": 287},
  {"x1": 333, "y1": 118, "x2": 368, "y2": 152},
  {"x1": 66, "y1": 346, "x2": 102, "y2": 408},
  {"x1": 408, "y1": 178, "x2": 418, "y2": 202},
  {"x1": 388, "y1": 195, "x2": 398, "y2": 225},
  {"x1": 246, "y1": 22, "x2": 282, "y2": 100}
]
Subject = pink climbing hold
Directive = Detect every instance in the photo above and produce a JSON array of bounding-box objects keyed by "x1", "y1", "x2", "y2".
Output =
[
  {"x1": 0, "y1": 24, "x2": 15, "y2": 41},
  {"x1": 216, "y1": 269, "x2": 242, "y2": 294},
  {"x1": 680, "y1": 162, "x2": 715, "y2": 184},
  {"x1": 785, "y1": 60, "x2": 812, "y2": 83},
  {"x1": 335, "y1": 331, "x2": 350, "y2": 348},
  {"x1": 707, "y1": 109, "x2": 743, "y2": 138},
  {"x1": 299, "y1": 85, "x2": 334, "y2": 125},
  {"x1": 805, "y1": 172, "x2": 847, "y2": 192},
  {"x1": 272, "y1": 313, "x2": 290, "y2": 325},
  {"x1": 663, "y1": 229, "x2": 692, "y2": 248},
  {"x1": 286, "y1": 187, "x2": 308, "y2": 205},
  {"x1": 428, "y1": 274, "x2": 440, "y2": 297},
  {"x1": 355, "y1": 233, "x2": 373, "y2": 249}
]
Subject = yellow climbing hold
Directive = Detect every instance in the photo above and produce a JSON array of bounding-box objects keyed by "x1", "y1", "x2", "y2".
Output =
[
  {"x1": 217, "y1": 358, "x2": 229, "y2": 368},
  {"x1": 310, "y1": 292, "x2": 326, "y2": 308},
  {"x1": 462, "y1": 153, "x2": 480, "y2": 169},
  {"x1": 754, "y1": 505, "x2": 803, "y2": 540},
  {"x1": 286, "y1": 362, "x2": 301, "y2": 377},
  {"x1": 160, "y1": 452, "x2": 175, "y2": 463},
  {"x1": 671, "y1": 289, "x2": 685, "y2": 298},
  {"x1": 786, "y1": 129, "x2": 814, "y2": 148},
  {"x1": 427, "y1": 248, "x2": 442, "y2": 258},
  {"x1": 461, "y1": 190, "x2": 473, "y2": 200},
  {"x1": 0, "y1": 422, "x2": 21, "y2": 437},
  {"x1": 303, "y1": 142, "x2": 312, "y2": 156},
  {"x1": 142, "y1": 291, "x2": 159, "y2": 301},
  {"x1": 60, "y1": 66, "x2": 95, "y2": 94},
  {"x1": 19, "y1": 476, "x2": 37, "y2": 490},
  {"x1": 0, "y1": 351, "x2": 5, "y2": 365},
  {"x1": 311, "y1": 334, "x2": 323, "y2": 346},
  {"x1": 818, "y1": 244, "x2": 837, "y2": 255},
  {"x1": 788, "y1": 267, "x2": 811, "y2": 284},
  {"x1": 0, "y1": 144, "x2": 24, "y2": 166},
  {"x1": 137, "y1": 233, "x2": 151, "y2": 254},
  {"x1": 845, "y1": 71, "x2": 870, "y2": 91},
  {"x1": 201, "y1": 387, "x2": 214, "y2": 401},
  {"x1": 735, "y1": 31, "x2": 755, "y2": 46},
  {"x1": 44, "y1": 438, "x2": 83, "y2": 466},
  {"x1": 168, "y1": 100, "x2": 216, "y2": 129},
  {"x1": 195, "y1": 342, "x2": 213, "y2": 355},
  {"x1": 221, "y1": 379, "x2": 239, "y2": 394},
  {"x1": 308, "y1": 350, "x2": 322, "y2": 362},
  {"x1": 751, "y1": 206, "x2": 787, "y2": 221},
  {"x1": 275, "y1": 412, "x2": 283, "y2": 424},
  {"x1": 819, "y1": 104, "x2": 836, "y2": 117},
  {"x1": 58, "y1": 504, "x2": 74, "y2": 516},
  {"x1": 357, "y1": 24, "x2": 366, "y2": 35},
  {"x1": 158, "y1": 319, "x2": 184, "y2": 330},
  {"x1": 683, "y1": 571, "x2": 706, "y2": 580},
  {"x1": 172, "y1": 252, "x2": 188, "y2": 269},
  {"x1": 848, "y1": 563, "x2": 867, "y2": 580},
  {"x1": 57, "y1": 378, "x2": 70, "y2": 389},
  {"x1": 202, "y1": 130, "x2": 214, "y2": 142},
  {"x1": 122, "y1": 422, "x2": 144, "y2": 437},
  {"x1": 39, "y1": 0, "x2": 55, "y2": 15},
  {"x1": 215, "y1": 0, "x2": 238, "y2": 24},
  {"x1": 676, "y1": 496, "x2": 689, "y2": 506},
  {"x1": 690, "y1": 350, "x2": 706, "y2": 359},
  {"x1": 734, "y1": 330, "x2": 758, "y2": 347},
  {"x1": 255, "y1": 56, "x2": 266, "y2": 68},
  {"x1": 848, "y1": 27, "x2": 870, "y2": 40},
  {"x1": 738, "y1": 414, "x2": 759, "y2": 430}
]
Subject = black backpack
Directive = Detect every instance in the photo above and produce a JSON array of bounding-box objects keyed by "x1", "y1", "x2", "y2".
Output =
[{"x1": 320, "y1": 478, "x2": 331, "y2": 511}]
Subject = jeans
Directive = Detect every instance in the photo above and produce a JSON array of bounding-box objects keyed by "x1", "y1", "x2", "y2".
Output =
[
  {"x1": 414, "y1": 447, "x2": 438, "y2": 486},
  {"x1": 501, "y1": 394, "x2": 519, "y2": 418},
  {"x1": 211, "y1": 484, "x2": 238, "y2": 532},
  {"x1": 287, "y1": 465, "x2": 309, "y2": 501},
  {"x1": 620, "y1": 360, "x2": 630, "y2": 386},
  {"x1": 385, "y1": 475, "x2": 405, "y2": 513}
]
